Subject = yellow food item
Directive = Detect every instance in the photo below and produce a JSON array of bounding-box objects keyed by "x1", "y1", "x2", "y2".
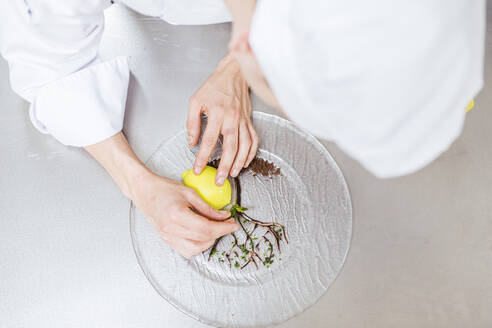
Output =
[
  {"x1": 466, "y1": 99, "x2": 475, "y2": 113},
  {"x1": 182, "y1": 166, "x2": 231, "y2": 210}
]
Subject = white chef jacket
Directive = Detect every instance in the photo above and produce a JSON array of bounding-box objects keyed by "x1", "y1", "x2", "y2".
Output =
[
  {"x1": 0, "y1": 0, "x2": 486, "y2": 178},
  {"x1": 250, "y1": 0, "x2": 485, "y2": 177},
  {"x1": 0, "y1": 0, "x2": 230, "y2": 146}
]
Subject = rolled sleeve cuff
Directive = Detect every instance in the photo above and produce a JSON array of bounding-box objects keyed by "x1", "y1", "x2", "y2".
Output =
[{"x1": 29, "y1": 56, "x2": 130, "y2": 147}]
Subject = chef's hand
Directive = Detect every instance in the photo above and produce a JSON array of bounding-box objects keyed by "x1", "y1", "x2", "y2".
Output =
[
  {"x1": 85, "y1": 132, "x2": 239, "y2": 259},
  {"x1": 187, "y1": 52, "x2": 258, "y2": 186},
  {"x1": 132, "y1": 174, "x2": 239, "y2": 258}
]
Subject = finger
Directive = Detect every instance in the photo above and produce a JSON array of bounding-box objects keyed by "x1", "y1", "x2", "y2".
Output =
[
  {"x1": 230, "y1": 122, "x2": 251, "y2": 177},
  {"x1": 174, "y1": 217, "x2": 236, "y2": 242},
  {"x1": 164, "y1": 222, "x2": 216, "y2": 242},
  {"x1": 187, "y1": 99, "x2": 202, "y2": 146},
  {"x1": 185, "y1": 239, "x2": 215, "y2": 258},
  {"x1": 180, "y1": 208, "x2": 239, "y2": 241},
  {"x1": 193, "y1": 112, "x2": 222, "y2": 175},
  {"x1": 164, "y1": 235, "x2": 215, "y2": 259},
  {"x1": 245, "y1": 123, "x2": 259, "y2": 167},
  {"x1": 216, "y1": 119, "x2": 239, "y2": 186},
  {"x1": 158, "y1": 206, "x2": 227, "y2": 243},
  {"x1": 185, "y1": 188, "x2": 231, "y2": 220}
]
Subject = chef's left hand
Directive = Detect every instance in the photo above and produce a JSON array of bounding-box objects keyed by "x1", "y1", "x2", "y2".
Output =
[{"x1": 187, "y1": 52, "x2": 258, "y2": 186}]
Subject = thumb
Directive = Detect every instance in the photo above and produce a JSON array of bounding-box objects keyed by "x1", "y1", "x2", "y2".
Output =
[{"x1": 186, "y1": 189, "x2": 230, "y2": 221}]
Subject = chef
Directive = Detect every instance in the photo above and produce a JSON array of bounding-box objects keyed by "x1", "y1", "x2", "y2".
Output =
[
  {"x1": 224, "y1": 0, "x2": 485, "y2": 178},
  {"x1": 0, "y1": 0, "x2": 485, "y2": 258}
]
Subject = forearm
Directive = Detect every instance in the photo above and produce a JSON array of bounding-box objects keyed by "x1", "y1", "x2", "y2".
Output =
[{"x1": 84, "y1": 132, "x2": 151, "y2": 200}]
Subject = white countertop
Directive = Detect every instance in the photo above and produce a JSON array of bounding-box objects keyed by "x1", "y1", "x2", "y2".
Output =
[{"x1": 1, "y1": 4, "x2": 491, "y2": 328}]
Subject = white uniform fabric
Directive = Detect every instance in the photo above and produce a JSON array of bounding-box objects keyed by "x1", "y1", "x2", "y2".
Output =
[
  {"x1": 250, "y1": 0, "x2": 485, "y2": 178},
  {"x1": 0, "y1": 0, "x2": 230, "y2": 147}
]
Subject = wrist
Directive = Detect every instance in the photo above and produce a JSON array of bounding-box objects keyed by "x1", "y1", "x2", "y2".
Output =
[
  {"x1": 118, "y1": 153, "x2": 153, "y2": 201},
  {"x1": 85, "y1": 132, "x2": 153, "y2": 201},
  {"x1": 217, "y1": 52, "x2": 242, "y2": 74}
]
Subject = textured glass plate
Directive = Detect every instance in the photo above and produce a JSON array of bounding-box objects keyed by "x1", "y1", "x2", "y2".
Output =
[{"x1": 130, "y1": 112, "x2": 352, "y2": 328}]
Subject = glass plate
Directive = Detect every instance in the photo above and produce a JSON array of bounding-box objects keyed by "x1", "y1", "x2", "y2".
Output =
[{"x1": 130, "y1": 112, "x2": 352, "y2": 327}]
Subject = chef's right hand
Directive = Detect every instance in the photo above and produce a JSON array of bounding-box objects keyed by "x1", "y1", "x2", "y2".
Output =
[
  {"x1": 84, "y1": 132, "x2": 239, "y2": 259},
  {"x1": 132, "y1": 172, "x2": 239, "y2": 259}
]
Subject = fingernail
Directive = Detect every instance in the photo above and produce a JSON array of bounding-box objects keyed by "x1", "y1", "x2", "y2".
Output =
[
  {"x1": 215, "y1": 172, "x2": 226, "y2": 186},
  {"x1": 194, "y1": 165, "x2": 202, "y2": 175},
  {"x1": 220, "y1": 210, "x2": 231, "y2": 216},
  {"x1": 188, "y1": 134, "x2": 193, "y2": 145},
  {"x1": 231, "y1": 168, "x2": 239, "y2": 177}
]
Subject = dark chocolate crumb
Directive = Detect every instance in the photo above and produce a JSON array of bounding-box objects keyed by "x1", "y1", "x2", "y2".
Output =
[
  {"x1": 207, "y1": 157, "x2": 281, "y2": 178},
  {"x1": 246, "y1": 157, "x2": 281, "y2": 178}
]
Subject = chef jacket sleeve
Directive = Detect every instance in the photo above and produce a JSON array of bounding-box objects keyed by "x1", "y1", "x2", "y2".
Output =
[
  {"x1": 121, "y1": 0, "x2": 231, "y2": 25},
  {"x1": 159, "y1": 0, "x2": 231, "y2": 25},
  {"x1": 0, "y1": 0, "x2": 130, "y2": 147}
]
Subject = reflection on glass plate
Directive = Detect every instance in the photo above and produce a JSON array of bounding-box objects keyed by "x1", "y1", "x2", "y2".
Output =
[{"x1": 130, "y1": 112, "x2": 352, "y2": 327}]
